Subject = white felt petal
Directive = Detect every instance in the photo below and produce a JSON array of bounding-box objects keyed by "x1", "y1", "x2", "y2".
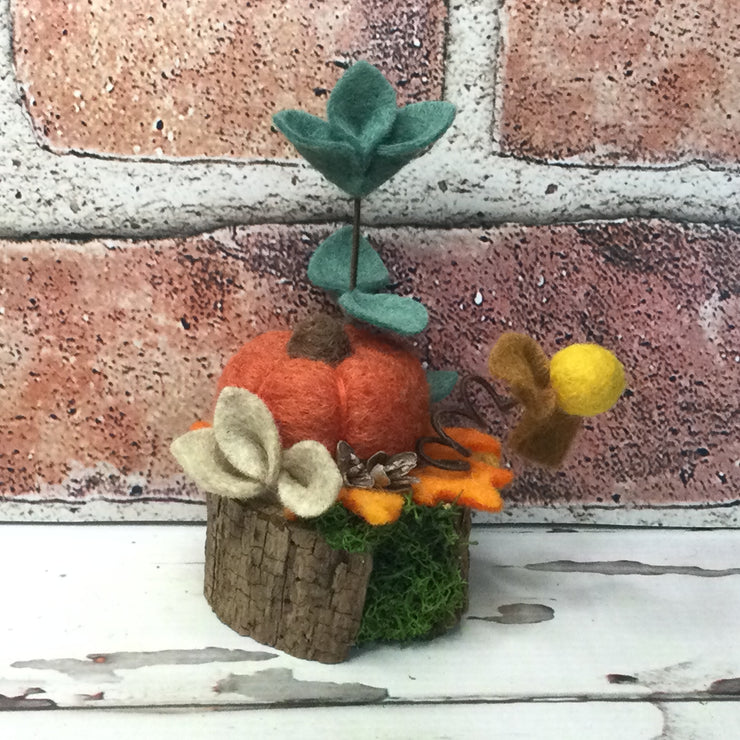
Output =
[
  {"x1": 212, "y1": 387, "x2": 281, "y2": 486},
  {"x1": 277, "y1": 441, "x2": 342, "y2": 518},
  {"x1": 170, "y1": 428, "x2": 265, "y2": 499}
]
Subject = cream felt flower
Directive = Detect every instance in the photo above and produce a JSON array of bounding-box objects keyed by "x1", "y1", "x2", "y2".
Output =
[{"x1": 171, "y1": 386, "x2": 341, "y2": 517}]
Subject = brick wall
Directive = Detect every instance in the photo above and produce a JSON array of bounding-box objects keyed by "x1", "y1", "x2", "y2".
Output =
[{"x1": 1, "y1": 0, "x2": 738, "y2": 523}]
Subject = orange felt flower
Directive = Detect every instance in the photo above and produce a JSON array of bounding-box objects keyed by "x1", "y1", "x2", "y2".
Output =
[
  {"x1": 339, "y1": 487, "x2": 405, "y2": 526},
  {"x1": 189, "y1": 420, "x2": 212, "y2": 431},
  {"x1": 412, "y1": 427, "x2": 513, "y2": 512}
]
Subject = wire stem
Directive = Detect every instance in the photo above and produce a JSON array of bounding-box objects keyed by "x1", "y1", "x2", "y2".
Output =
[{"x1": 349, "y1": 197, "x2": 361, "y2": 291}]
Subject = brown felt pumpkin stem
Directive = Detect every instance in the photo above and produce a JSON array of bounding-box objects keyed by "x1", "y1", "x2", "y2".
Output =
[
  {"x1": 286, "y1": 314, "x2": 352, "y2": 366},
  {"x1": 349, "y1": 197, "x2": 361, "y2": 291}
]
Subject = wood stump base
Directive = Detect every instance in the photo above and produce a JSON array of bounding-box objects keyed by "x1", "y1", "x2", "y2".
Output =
[{"x1": 204, "y1": 493, "x2": 471, "y2": 663}]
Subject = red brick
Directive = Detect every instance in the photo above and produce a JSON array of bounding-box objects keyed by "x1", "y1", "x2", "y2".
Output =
[
  {"x1": 398, "y1": 223, "x2": 740, "y2": 506},
  {"x1": 500, "y1": 0, "x2": 740, "y2": 162},
  {"x1": 13, "y1": 0, "x2": 447, "y2": 158},
  {"x1": 1, "y1": 222, "x2": 737, "y2": 508},
  {"x1": 0, "y1": 233, "x2": 334, "y2": 499}
]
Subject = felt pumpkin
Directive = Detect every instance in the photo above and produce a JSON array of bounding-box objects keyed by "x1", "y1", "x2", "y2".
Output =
[{"x1": 216, "y1": 315, "x2": 430, "y2": 459}]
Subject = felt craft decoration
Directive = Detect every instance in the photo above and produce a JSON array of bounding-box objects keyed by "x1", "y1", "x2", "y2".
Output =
[
  {"x1": 171, "y1": 386, "x2": 342, "y2": 517},
  {"x1": 285, "y1": 312, "x2": 352, "y2": 365},
  {"x1": 331, "y1": 428, "x2": 514, "y2": 526},
  {"x1": 426, "y1": 369, "x2": 460, "y2": 403},
  {"x1": 338, "y1": 289, "x2": 429, "y2": 336},
  {"x1": 549, "y1": 343, "x2": 626, "y2": 416},
  {"x1": 339, "y1": 486, "x2": 405, "y2": 526},
  {"x1": 311, "y1": 225, "x2": 430, "y2": 336},
  {"x1": 411, "y1": 427, "x2": 513, "y2": 513},
  {"x1": 274, "y1": 62, "x2": 455, "y2": 337},
  {"x1": 172, "y1": 60, "x2": 644, "y2": 661},
  {"x1": 272, "y1": 60, "x2": 456, "y2": 198},
  {"x1": 307, "y1": 225, "x2": 390, "y2": 294},
  {"x1": 488, "y1": 333, "x2": 626, "y2": 467},
  {"x1": 216, "y1": 316, "x2": 431, "y2": 460}
]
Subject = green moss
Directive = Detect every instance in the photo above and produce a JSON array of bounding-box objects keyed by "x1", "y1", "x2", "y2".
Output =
[
  {"x1": 314, "y1": 496, "x2": 468, "y2": 643},
  {"x1": 314, "y1": 501, "x2": 388, "y2": 553}
]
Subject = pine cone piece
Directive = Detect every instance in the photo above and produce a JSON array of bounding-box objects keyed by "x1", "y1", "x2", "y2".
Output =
[{"x1": 336, "y1": 441, "x2": 418, "y2": 491}]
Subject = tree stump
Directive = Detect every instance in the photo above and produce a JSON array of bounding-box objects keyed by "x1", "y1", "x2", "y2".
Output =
[
  {"x1": 204, "y1": 493, "x2": 472, "y2": 663},
  {"x1": 204, "y1": 493, "x2": 374, "y2": 663}
]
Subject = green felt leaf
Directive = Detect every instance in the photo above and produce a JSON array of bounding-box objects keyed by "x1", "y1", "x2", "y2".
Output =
[
  {"x1": 308, "y1": 226, "x2": 390, "y2": 294},
  {"x1": 273, "y1": 65, "x2": 456, "y2": 198},
  {"x1": 326, "y1": 61, "x2": 398, "y2": 156},
  {"x1": 354, "y1": 102, "x2": 457, "y2": 194},
  {"x1": 377, "y1": 101, "x2": 456, "y2": 157},
  {"x1": 426, "y1": 370, "x2": 459, "y2": 403},
  {"x1": 272, "y1": 110, "x2": 366, "y2": 195},
  {"x1": 272, "y1": 109, "x2": 351, "y2": 157},
  {"x1": 339, "y1": 290, "x2": 429, "y2": 336}
]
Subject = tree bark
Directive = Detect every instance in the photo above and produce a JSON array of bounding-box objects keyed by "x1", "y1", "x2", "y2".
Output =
[
  {"x1": 204, "y1": 493, "x2": 373, "y2": 663},
  {"x1": 204, "y1": 493, "x2": 472, "y2": 663}
]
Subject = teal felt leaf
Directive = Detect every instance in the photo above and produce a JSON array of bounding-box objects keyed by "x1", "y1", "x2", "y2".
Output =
[
  {"x1": 339, "y1": 289, "x2": 429, "y2": 336},
  {"x1": 272, "y1": 109, "x2": 352, "y2": 157},
  {"x1": 308, "y1": 226, "x2": 390, "y2": 294},
  {"x1": 376, "y1": 101, "x2": 456, "y2": 157},
  {"x1": 272, "y1": 110, "x2": 366, "y2": 195},
  {"x1": 354, "y1": 156, "x2": 414, "y2": 198},
  {"x1": 326, "y1": 61, "x2": 398, "y2": 156},
  {"x1": 273, "y1": 63, "x2": 457, "y2": 198},
  {"x1": 352, "y1": 102, "x2": 457, "y2": 194},
  {"x1": 426, "y1": 370, "x2": 459, "y2": 403},
  {"x1": 347, "y1": 102, "x2": 457, "y2": 195}
]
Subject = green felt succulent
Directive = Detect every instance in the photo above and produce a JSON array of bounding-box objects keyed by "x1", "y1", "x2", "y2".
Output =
[
  {"x1": 273, "y1": 61, "x2": 455, "y2": 198},
  {"x1": 274, "y1": 60, "x2": 456, "y2": 343}
]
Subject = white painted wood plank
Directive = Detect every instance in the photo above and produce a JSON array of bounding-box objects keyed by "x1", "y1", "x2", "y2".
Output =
[
  {"x1": 0, "y1": 525, "x2": 739, "y2": 710},
  {"x1": 4, "y1": 498, "x2": 740, "y2": 529},
  {"x1": 1, "y1": 702, "x2": 667, "y2": 740}
]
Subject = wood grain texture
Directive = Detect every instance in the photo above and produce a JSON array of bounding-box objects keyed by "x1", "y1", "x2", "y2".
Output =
[
  {"x1": 204, "y1": 494, "x2": 373, "y2": 663},
  {"x1": 1, "y1": 524, "x2": 739, "y2": 711},
  {"x1": 1, "y1": 703, "x2": 671, "y2": 739},
  {"x1": 203, "y1": 494, "x2": 472, "y2": 662}
]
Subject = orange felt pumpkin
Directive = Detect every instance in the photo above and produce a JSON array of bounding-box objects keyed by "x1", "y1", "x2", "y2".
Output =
[{"x1": 216, "y1": 318, "x2": 430, "y2": 459}]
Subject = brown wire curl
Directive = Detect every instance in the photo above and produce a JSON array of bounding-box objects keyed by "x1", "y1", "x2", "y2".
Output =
[{"x1": 416, "y1": 375, "x2": 518, "y2": 471}]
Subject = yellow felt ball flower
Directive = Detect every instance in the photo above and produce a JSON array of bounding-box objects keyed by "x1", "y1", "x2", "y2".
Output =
[{"x1": 549, "y1": 344, "x2": 626, "y2": 416}]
